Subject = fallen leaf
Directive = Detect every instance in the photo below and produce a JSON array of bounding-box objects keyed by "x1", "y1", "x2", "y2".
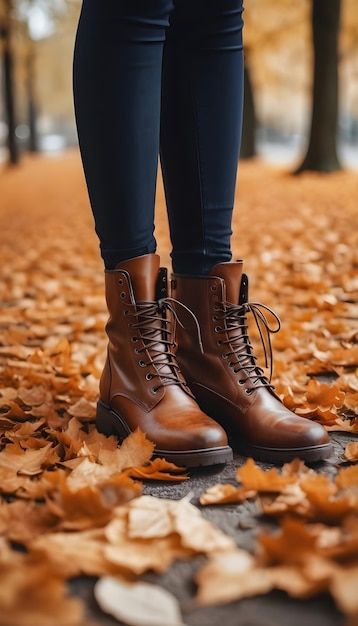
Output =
[
  {"x1": 237, "y1": 458, "x2": 297, "y2": 492},
  {"x1": 0, "y1": 441, "x2": 59, "y2": 475},
  {"x1": 94, "y1": 577, "x2": 188, "y2": 626},
  {"x1": 344, "y1": 442, "x2": 358, "y2": 462},
  {"x1": 200, "y1": 483, "x2": 255, "y2": 505},
  {"x1": 0, "y1": 540, "x2": 84, "y2": 626},
  {"x1": 195, "y1": 549, "x2": 273, "y2": 606}
]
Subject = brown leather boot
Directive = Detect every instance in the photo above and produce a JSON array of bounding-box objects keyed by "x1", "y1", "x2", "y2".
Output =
[
  {"x1": 96, "y1": 254, "x2": 232, "y2": 467},
  {"x1": 171, "y1": 261, "x2": 332, "y2": 464}
]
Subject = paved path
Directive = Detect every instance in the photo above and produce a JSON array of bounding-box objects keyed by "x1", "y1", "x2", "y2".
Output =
[{"x1": 71, "y1": 432, "x2": 351, "y2": 626}]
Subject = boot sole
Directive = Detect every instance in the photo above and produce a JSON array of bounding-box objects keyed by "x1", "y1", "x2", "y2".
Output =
[
  {"x1": 196, "y1": 401, "x2": 332, "y2": 464},
  {"x1": 96, "y1": 400, "x2": 233, "y2": 468},
  {"x1": 233, "y1": 439, "x2": 332, "y2": 464}
]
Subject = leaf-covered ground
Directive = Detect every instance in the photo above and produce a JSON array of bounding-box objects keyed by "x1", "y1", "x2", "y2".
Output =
[{"x1": 0, "y1": 152, "x2": 357, "y2": 626}]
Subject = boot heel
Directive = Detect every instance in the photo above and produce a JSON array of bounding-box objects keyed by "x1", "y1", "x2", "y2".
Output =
[
  {"x1": 96, "y1": 401, "x2": 116, "y2": 437},
  {"x1": 96, "y1": 400, "x2": 130, "y2": 441}
]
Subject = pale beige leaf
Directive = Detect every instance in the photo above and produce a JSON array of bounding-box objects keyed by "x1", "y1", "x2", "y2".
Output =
[
  {"x1": 330, "y1": 566, "x2": 358, "y2": 615},
  {"x1": 94, "y1": 577, "x2": 188, "y2": 626},
  {"x1": 195, "y1": 550, "x2": 273, "y2": 606},
  {"x1": 344, "y1": 442, "x2": 358, "y2": 462}
]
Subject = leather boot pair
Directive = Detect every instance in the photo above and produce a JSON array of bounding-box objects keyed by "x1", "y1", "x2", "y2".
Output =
[
  {"x1": 97, "y1": 254, "x2": 331, "y2": 466},
  {"x1": 171, "y1": 261, "x2": 332, "y2": 464},
  {"x1": 96, "y1": 254, "x2": 233, "y2": 467}
]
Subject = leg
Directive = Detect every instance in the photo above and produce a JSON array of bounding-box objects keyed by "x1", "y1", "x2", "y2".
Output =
[
  {"x1": 160, "y1": 0, "x2": 244, "y2": 275},
  {"x1": 73, "y1": 1, "x2": 232, "y2": 466},
  {"x1": 73, "y1": 0, "x2": 172, "y2": 269},
  {"x1": 162, "y1": 1, "x2": 332, "y2": 463}
]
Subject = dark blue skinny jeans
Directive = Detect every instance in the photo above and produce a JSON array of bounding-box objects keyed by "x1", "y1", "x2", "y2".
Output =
[{"x1": 73, "y1": 0, "x2": 244, "y2": 274}]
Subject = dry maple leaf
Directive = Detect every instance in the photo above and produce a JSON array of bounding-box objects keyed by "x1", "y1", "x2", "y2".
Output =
[
  {"x1": 305, "y1": 378, "x2": 346, "y2": 408},
  {"x1": 30, "y1": 528, "x2": 117, "y2": 578},
  {"x1": 46, "y1": 474, "x2": 141, "y2": 531},
  {"x1": 67, "y1": 397, "x2": 97, "y2": 422},
  {"x1": 0, "y1": 499, "x2": 61, "y2": 544},
  {"x1": 200, "y1": 483, "x2": 256, "y2": 505},
  {"x1": 0, "y1": 441, "x2": 59, "y2": 475},
  {"x1": 328, "y1": 416, "x2": 358, "y2": 433},
  {"x1": 237, "y1": 458, "x2": 298, "y2": 492},
  {"x1": 126, "y1": 457, "x2": 188, "y2": 481},
  {"x1": 298, "y1": 474, "x2": 356, "y2": 525},
  {"x1": 344, "y1": 442, "x2": 358, "y2": 462},
  {"x1": 0, "y1": 400, "x2": 28, "y2": 421},
  {"x1": 0, "y1": 546, "x2": 85, "y2": 626},
  {"x1": 195, "y1": 549, "x2": 273, "y2": 606},
  {"x1": 97, "y1": 428, "x2": 155, "y2": 471},
  {"x1": 335, "y1": 465, "x2": 358, "y2": 490},
  {"x1": 257, "y1": 517, "x2": 318, "y2": 566},
  {"x1": 127, "y1": 494, "x2": 235, "y2": 552},
  {"x1": 329, "y1": 565, "x2": 358, "y2": 616},
  {"x1": 259, "y1": 482, "x2": 311, "y2": 518}
]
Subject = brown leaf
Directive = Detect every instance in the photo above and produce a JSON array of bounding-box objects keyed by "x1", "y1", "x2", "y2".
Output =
[
  {"x1": 0, "y1": 541, "x2": 84, "y2": 626},
  {"x1": 68, "y1": 397, "x2": 97, "y2": 422},
  {"x1": 0, "y1": 441, "x2": 59, "y2": 475}
]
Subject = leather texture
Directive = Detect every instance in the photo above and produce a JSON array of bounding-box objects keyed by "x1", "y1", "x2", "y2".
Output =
[
  {"x1": 97, "y1": 254, "x2": 233, "y2": 467},
  {"x1": 172, "y1": 261, "x2": 332, "y2": 463}
]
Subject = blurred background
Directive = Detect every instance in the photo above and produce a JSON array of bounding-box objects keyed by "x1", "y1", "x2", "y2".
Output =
[{"x1": 0, "y1": 0, "x2": 357, "y2": 171}]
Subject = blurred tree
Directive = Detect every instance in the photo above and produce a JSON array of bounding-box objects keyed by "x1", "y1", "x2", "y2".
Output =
[
  {"x1": 0, "y1": 0, "x2": 69, "y2": 162},
  {"x1": 241, "y1": 0, "x2": 311, "y2": 160},
  {"x1": 296, "y1": 0, "x2": 342, "y2": 173},
  {"x1": 18, "y1": 0, "x2": 68, "y2": 154},
  {"x1": 0, "y1": 0, "x2": 19, "y2": 164}
]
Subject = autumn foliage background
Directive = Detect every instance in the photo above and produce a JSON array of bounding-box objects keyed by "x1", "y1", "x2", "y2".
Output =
[
  {"x1": 0, "y1": 0, "x2": 358, "y2": 624},
  {"x1": 0, "y1": 151, "x2": 357, "y2": 625}
]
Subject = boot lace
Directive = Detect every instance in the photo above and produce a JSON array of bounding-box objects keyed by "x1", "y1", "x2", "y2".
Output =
[
  {"x1": 126, "y1": 299, "x2": 196, "y2": 393},
  {"x1": 214, "y1": 301, "x2": 281, "y2": 389}
]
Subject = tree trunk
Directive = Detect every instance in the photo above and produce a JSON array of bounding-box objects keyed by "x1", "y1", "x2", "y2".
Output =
[
  {"x1": 296, "y1": 0, "x2": 341, "y2": 173},
  {"x1": 1, "y1": 0, "x2": 19, "y2": 165},
  {"x1": 26, "y1": 45, "x2": 39, "y2": 153},
  {"x1": 240, "y1": 61, "x2": 257, "y2": 159}
]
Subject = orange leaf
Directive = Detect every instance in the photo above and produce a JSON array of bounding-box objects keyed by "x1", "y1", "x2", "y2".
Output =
[
  {"x1": 200, "y1": 483, "x2": 255, "y2": 505},
  {"x1": 127, "y1": 457, "x2": 188, "y2": 481},
  {"x1": 237, "y1": 458, "x2": 297, "y2": 492},
  {"x1": 258, "y1": 517, "x2": 318, "y2": 565}
]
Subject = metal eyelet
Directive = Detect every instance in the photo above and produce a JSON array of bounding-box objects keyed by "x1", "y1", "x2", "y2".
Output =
[
  {"x1": 120, "y1": 292, "x2": 126, "y2": 299},
  {"x1": 145, "y1": 373, "x2": 153, "y2": 380},
  {"x1": 131, "y1": 336, "x2": 138, "y2": 342},
  {"x1": 214, "y1": 326, "x2": 222, "y2": 333},
  {"x1": 138, "y1": 360, "x2": 146, "y2": 367},
  {"x1": 217, "y1": 340, "x2": 223, "y2": 346},
  {"x1": 210, "y1": 284, "x2": 217, "y2": 292},
  {"x1": 222, "y1": 353, "x2": 228, "y2": 359},
  {"x1": 238, "y1": 379, "x2": 245, "y2": 385},
  {"x1": 118, "y1": 278, "x2": 123, "y2": 285},
  {"x1": 151, "y1": 386, "x2": 159, "y2": 394},
  {"x1": 124, "y1": 310, "x2": 129, "y2": 316},
  {"x1": 134, "y1": 348, "x2": 141, "y2": 354},
  {"x1": 212, "y1": 316, "x2": 218, "y2": 321},
  {"x1": 245, "y1": 387, "x2": 254, "y2": 395}
]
